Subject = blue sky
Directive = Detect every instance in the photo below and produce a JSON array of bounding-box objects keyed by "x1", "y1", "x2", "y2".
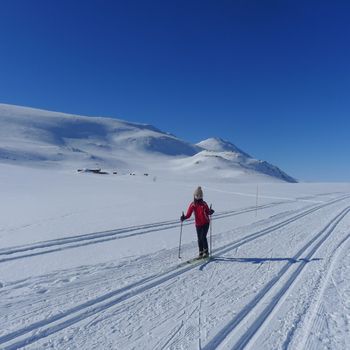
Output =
[{"x1": 0, "y1": 0, "x2": 349, "y2": 182}]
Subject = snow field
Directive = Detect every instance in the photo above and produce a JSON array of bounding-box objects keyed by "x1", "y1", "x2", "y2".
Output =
[{"x1": 0, "y1": 164, "x2": 350, "y2": 349}]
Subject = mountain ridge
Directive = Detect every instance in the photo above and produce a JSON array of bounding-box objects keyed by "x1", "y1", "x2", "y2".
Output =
[{"x1": 0, "y1": 103, "x2": 297, "y2": 183}]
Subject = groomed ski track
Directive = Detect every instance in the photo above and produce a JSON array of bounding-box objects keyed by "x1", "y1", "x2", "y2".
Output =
[
  {"x1": 0, "y1": 193, "x2": 344, "y2": 264},
  {"x1": 0, "y1": 199, "x2": 309, "y2": 264},
  {"x1": 1, "y1": 193, "x2": 350, "y2": 349}
]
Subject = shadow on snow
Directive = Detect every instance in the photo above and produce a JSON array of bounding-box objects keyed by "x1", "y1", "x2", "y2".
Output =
[{"x1": 199, "y1": 256, "x2": 321, "y2": 271}]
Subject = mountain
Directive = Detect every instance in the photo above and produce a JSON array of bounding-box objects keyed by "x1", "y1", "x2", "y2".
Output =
[
  {"x1": 0, "y1": 103, "x2": 297, "y2": 182},
  {"x1": 195, "y1": 137, "x2": 296, "y2": 183},
  {"x1": 197, "y1": 137, "x2": 251, "y2": 158},
  {"x1": 0, "y1": 104, "x2": 199, "y2": 168}
]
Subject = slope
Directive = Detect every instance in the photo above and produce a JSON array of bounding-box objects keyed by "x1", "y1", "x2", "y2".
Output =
[{"x1": 0, "y1": 103, "x2": 295, "y2": 182}]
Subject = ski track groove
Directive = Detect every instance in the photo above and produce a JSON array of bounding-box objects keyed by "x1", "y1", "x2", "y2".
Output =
[
  {"x1": 0, "y1": 195, "x2": 349, "y2": 349},
  {"x1": 202, "y1": 206, "x2": 350, "y2": 350},
  {"x1": 0, "y1": 201, "x2": 288, "y2": 264},
  {"x1": 1, "y1": 194, "x2": 348, "y2": 265},
  {"x1": 2, "y1": 191, "x2": 341, "y2": 263},
  {"x1": 291, "y1": 232, "x2": 350, "y2": 350}
]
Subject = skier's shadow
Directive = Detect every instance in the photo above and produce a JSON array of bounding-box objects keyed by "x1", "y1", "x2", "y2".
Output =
[{"x1": 199, "y1": 256, "x2": 321, "y2": 271}]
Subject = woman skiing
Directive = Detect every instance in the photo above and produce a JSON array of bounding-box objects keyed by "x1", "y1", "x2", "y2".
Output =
[{"x1": 181, "y1": 186, "x2": 214, "y2": 258}]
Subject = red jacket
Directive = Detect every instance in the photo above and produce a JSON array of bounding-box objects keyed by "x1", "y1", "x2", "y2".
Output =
[{"x1": 184, "y1": 200, "x2": 210, "y2": 227}]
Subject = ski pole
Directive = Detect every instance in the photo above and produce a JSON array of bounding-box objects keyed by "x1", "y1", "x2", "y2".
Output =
[
  {"x1": 178, "y1": 212, "x2": 184, "y2": 259},
  {"x1": 209, "y1": 204, "x2": 213, "y2": 257},
  {"x1": 255, "y1": 184, "x2": 259, "y2": 217}
]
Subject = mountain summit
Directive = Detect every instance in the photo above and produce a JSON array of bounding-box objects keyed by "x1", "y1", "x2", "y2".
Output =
[
  {"x1": 0, "y1": 104, "x2": 296, "y2": 182},
  {"x1": 197, "y1": 137, "x2": 250, "y2": 157}
]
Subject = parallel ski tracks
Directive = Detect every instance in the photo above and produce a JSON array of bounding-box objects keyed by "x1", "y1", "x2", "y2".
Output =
[
  {"x1": 0, "y1": 200, "x2": 288, "y2": 263},
  {"x1": 202, "y1": 206, "x2": 350, "y2": 350},
  {"x1": 1, "y1": 194, "x2": 347, "y2": 264},
  {"x1": 1, "y1": 195, "x2": 349, "y2": 349}
]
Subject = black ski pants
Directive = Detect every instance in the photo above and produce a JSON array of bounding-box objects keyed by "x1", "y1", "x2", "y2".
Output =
[{"x1": 196, "y1": 223, "x2": 210, "y2": 253}]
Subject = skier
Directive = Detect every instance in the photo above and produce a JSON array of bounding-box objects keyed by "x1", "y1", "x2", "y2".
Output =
[{"x1": 181, "y1": 186, "x2": 214, "y2": 258}]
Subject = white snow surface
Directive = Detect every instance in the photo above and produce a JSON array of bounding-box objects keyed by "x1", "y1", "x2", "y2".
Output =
[
  {"x1": 196, "y1": 137, "x2": 250, "y2": 157},
  {"x1": 0, "y1": 103, "x2": 296, "y2": 183},
  {"x1": 0, "y1": 162, "x2": 350, "y2": 350}
]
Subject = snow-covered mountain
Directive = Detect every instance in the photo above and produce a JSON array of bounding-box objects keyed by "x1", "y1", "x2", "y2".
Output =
[
  {"x1": 0, "y1": 103, "x2": 296, "y2": 182},
  {"x1": 197, "y1": 137, "x2": 251, "y2": 157},
  {"x1": 195, "y1": 137, "x2": 296, "y2": 183}
]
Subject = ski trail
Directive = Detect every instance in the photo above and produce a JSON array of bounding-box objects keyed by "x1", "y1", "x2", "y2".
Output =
[
  {"x1": 2, "y1": 193, "x2": 347, "y2": 264},
  {"x1": 202, "y1": 206, "x2": 350, "y2": 350},
  {"x1": 207, "y1": 195, "x2": 350, "y2": 261},
  {"x1": 291, "y1": 232, "x2": 350, "y2": 350},
  {"x1": 202, "y1": 185, "x2": 336, "y2": 203},
  {"x1": 0, "y1": 197, "x2": 348, "y2": 350},
  {"x1": 0, "y1": 200, "x2": 290, "y2": 264}
]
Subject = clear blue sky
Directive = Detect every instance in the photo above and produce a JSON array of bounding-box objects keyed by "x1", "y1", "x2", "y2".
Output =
[{"x1": 0, "y1": 0, "x2": 349, "y2": 182}]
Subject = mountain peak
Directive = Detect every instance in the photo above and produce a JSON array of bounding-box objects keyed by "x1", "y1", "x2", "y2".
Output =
[{"x1": 196, "y1": 137, "x2": 250, "y2": 157}]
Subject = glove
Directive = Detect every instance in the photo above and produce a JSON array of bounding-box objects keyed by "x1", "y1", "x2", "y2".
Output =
[
  {"x1": 180, "y1": 214, "x2": 186, "y2": 222},
  {"x1": 209, "y1": 209, "x2": 215, "y2": 215}
]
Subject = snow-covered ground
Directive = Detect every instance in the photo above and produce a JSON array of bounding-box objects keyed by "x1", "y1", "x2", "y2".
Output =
[{"x1": 0, "y1": 163, "x2": 349, "y2": 349}]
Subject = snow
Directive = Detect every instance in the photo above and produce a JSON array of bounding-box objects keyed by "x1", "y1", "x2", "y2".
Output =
[
  {"x1": 0, "y1": 161, "x2": 349, "y2": 349},
  {"x1": 0, "y1": 103, "x2": 295, "y2": 183},
  {"x1": 197, "y1": 137, "x2": 251, "y2": 158},
  {"x1": 0, "y1": 104, "x2": 349, "y2": 349}
]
